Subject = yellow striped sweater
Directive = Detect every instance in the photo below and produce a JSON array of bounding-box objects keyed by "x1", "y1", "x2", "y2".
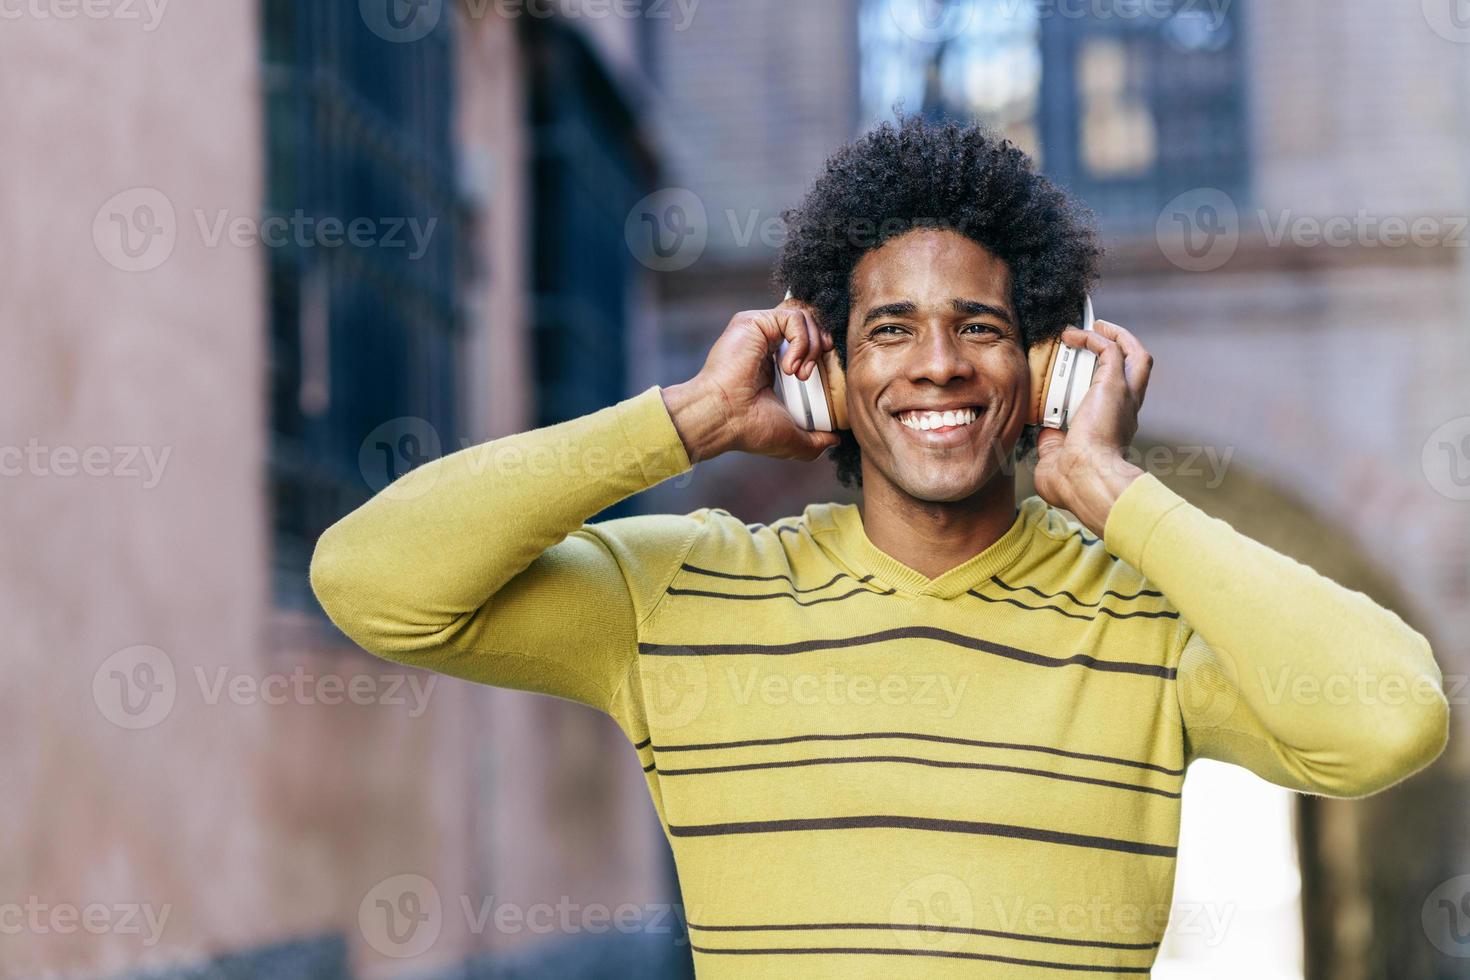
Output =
[{"x1": 309, "y1": 385, "x2": 1449, "y2": 978}]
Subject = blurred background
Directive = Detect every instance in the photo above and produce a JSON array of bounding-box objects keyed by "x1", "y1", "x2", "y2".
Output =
[{"x1": 3, "y1": 0, "x2": 1468, "y2": 977}]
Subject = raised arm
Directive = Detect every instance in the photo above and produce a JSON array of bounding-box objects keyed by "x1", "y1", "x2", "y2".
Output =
[
  {"x1": 308, "y1": 387, "x2": 700, "y2": 713},
  {"x1": 1105, "y1": 473, "x2": 1448, "y2": 798},
  {"x1": 308, "y1": 301, "x2": 841, "y2": 716},
  {"x1": 1033, "y1": 317, "x2": 1448, "y2": 798}
]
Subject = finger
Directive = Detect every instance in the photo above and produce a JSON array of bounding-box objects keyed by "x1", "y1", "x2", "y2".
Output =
[
  {"x1": 778, "y1": 298, "x2": 824, "y2": 379},
  {"x1": 1062, "y1": 327, "x2": 1124, "y2": 388},
  {"x1": 1060, "y1": 326, "x2": 1113, "y2": 360},
  {"x1": 1091, "y1": 320, "x2": 1152, "y2": 402},
  {"x1": 799, "y1": 307, "x2": 823, "y2": 380},
  {"x1": 769, "y1": 309, "x2": 808, "y2": 375}
]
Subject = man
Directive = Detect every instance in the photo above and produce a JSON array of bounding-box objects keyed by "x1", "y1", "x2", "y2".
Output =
[{"x1": 310, "y1": 116, "x2": 1448, "y2": 977}]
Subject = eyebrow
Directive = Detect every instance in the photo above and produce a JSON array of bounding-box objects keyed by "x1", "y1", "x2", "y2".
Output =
[
  {"x1": 860, "y1": 301, "x2": 919, "y2": 326},
  {"x1": 860, "y1": 298, "x2": 1015, "y2": 327},
  {"x1": 950, "y1": 298, "x2": 1015, "y2": 325}
]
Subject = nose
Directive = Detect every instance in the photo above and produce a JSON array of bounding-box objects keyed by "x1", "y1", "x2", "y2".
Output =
[{"x1": 907, "y1": 325, "x2": 976, "y2": 387}]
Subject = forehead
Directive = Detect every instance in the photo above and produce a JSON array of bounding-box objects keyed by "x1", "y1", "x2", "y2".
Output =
[{"x1": 850, "y1": 229, "x2": 1012, "y2": 309}]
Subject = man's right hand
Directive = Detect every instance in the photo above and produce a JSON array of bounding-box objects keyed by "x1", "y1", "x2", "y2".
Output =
[{"x1": 660, "y1": 302, "x2": 844, "y2": 464}]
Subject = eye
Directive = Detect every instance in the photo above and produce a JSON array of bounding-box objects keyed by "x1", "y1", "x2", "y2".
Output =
[
  {"x1": 871, "y1": 323, "x2": 906, "y2": 336},
  {"x1": 961, "y1": 322, "x2": 1004, "y2": 337}
]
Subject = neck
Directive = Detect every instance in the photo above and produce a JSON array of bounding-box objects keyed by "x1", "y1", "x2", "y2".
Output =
[{"x1": 859, "y1": 469, "x2": 1020, "y2": 580}]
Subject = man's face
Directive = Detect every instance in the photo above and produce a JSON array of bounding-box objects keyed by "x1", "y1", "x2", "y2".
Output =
[{"x1": 844, "y1": 229, "x2": 1027, "y2": 504}]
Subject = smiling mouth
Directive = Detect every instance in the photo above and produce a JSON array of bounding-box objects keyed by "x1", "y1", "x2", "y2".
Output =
[{"x1": 894, "y1": 407, "x2": 984, "y2": 432}]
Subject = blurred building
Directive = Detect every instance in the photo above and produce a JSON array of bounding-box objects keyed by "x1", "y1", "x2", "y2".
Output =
[
  {"x1": 4, "y1": 1, "x2": 1466, "y2": 978},
  {"x1": 3, "y1": 2, "x2": 692, "y2": 978},
  {"x1": 641, "y1": 1, "x2": 1470, "y2": 977}
]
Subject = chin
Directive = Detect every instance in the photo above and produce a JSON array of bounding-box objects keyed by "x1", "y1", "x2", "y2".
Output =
[{"x1": 893, "y1": 465, "x2": 993, "y2": 504}]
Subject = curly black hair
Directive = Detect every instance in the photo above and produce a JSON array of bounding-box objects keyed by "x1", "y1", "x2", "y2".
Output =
[{"x1": 773, "y1": 113, "x2": 1103, "y2": 488}]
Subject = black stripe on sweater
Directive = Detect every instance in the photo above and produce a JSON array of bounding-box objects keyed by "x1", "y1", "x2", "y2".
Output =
[
  {"x1": 685, "y1": 919, "x2": 1160, "y2": 951},
  {"x1": 680, "y1": 564, "x2": 870, "y2": 593},
  {"x1": 667, "y1": 814, "x2": 1177, "y2": 857},
  {"x1": 650, "y1": 754, "x2": 1181, "y2": 798},
  {"x1": 989, "y1": 575, "x2": 1166, "y2": 606},
  {"x1": 651, "y1": 730, "x2": 1184, "y2": 776},
  {"x1": 640, "y1": 626, "x2": 1176, "y2": 679},
  {"x1": 967, "y1": 590, "x2": 1181, "y2": 622},
  {"x1": 666, "y1": 584, "x2": 897, "y2": 606},
  {"x1": 687, "y1": 943, "x2": 1152, "y2": 972}
]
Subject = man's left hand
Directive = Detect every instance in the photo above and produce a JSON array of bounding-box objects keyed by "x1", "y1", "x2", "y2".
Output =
[{"x1": 1031, "y1": 319, "x2": 1153, "y2": 538}]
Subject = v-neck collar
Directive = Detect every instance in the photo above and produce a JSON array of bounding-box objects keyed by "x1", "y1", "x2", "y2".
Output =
[{"x1": 806, "y1": 496, "x2": 1045, "y2": 598}]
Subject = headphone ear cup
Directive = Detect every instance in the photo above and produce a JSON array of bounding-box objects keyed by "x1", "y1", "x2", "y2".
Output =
[
  {"x1": 819, "y1": 346, "x2": 848, "y2": 430},
  {"x1": 1026, "y1": 339, "x2": 1060, "y2": 427}
]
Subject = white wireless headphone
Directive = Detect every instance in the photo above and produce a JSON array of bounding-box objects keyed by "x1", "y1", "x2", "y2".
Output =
[
  {"x1": 772, "y1": 290, "x2": 846, "y2": 432},
  {"x1": 1036, "y1": 294, "x2": 1098, "y2": 429}
]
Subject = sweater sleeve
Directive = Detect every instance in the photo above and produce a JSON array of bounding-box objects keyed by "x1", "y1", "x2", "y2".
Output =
[
  {"x1": 307, "y1": 385, "x2": 704, "y2": 718},
  {"x1": 1103, "y1": 473, "x2": 1449, "y2": 799}
]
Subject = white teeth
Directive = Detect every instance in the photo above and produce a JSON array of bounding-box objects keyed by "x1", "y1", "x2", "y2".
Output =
[{"x1": 898, "y1": 408, "x2": 978, "y2": 431}]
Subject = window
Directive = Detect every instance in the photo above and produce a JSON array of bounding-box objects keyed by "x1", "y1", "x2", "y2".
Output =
[
  {"x1": 861, "y1": 0, "x2": 1043, "y2": 160},
  {"x1": 1039, "y1": 1, "x2": 1248, "y2": 228},
  {"x1": 861, "y1": 0, "x2": 1249, "y2": 229},
  {"x1": 262, "y1": 0, "x2": 464, "y2": 611}
]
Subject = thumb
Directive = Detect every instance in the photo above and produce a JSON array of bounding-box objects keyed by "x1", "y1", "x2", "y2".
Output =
[
  {"x1": 1034, "y1": 425, "x2": 1064, "y2": 461},
  {"x1": 800, "y1": 429, "x2": 844, "y2": 461}
]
